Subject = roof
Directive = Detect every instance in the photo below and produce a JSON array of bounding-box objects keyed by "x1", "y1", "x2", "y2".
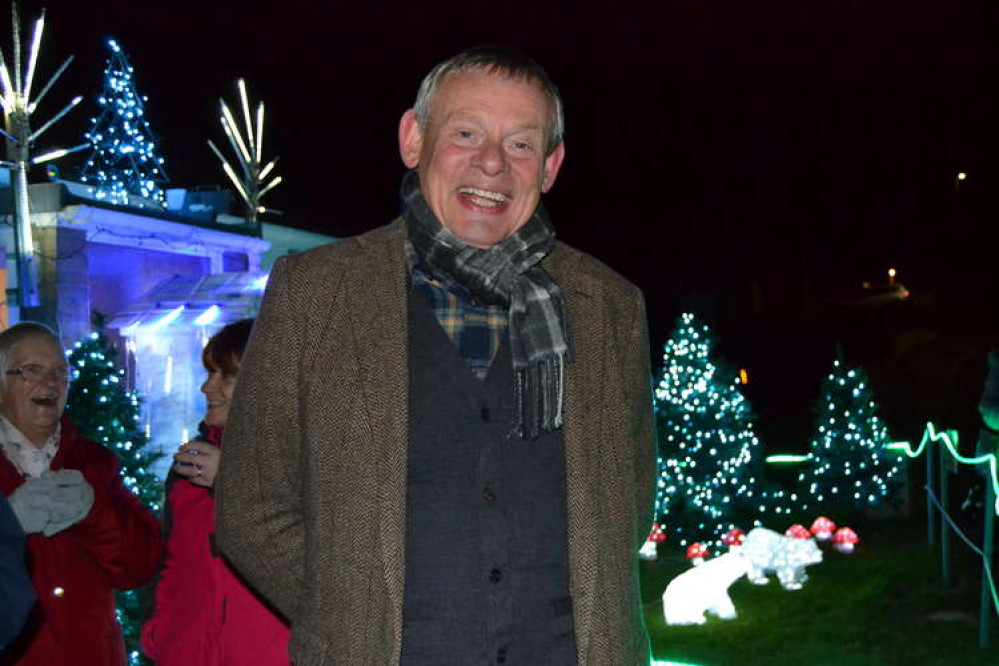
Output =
[{"x1": 106, "y1": 272, "x2": 267, "y2": 332}]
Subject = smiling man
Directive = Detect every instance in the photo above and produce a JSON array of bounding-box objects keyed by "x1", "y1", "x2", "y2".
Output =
[
  {"x1": 217, "y1": 46, "x2": 655, "y2": 665},
  {"x1": 0, "y1": 322, "x2": 161, "y2": 666}
]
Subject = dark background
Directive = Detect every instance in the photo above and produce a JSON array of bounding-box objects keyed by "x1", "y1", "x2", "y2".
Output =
[{"x1": 14, "y1": 0, "x2": 999, "y2": 450}]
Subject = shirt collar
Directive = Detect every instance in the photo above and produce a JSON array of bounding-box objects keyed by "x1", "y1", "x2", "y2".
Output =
[{"x1": 0, "y1": 416, "x2": 61, "y2": 478}]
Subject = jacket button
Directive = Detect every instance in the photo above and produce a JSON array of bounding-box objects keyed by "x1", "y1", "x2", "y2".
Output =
[
  {"x1": 489, "y1": 568, "x2": 502, "y2": 584},
  {"x1": 481, "y1": 405, "x2": 490, "y2": 422},
  {"x1": 496, "y1": 647, "x2": 507, "y2": 663},
  {"x1": 482, "y1": 488, "x2": 497, "y2": 502}
]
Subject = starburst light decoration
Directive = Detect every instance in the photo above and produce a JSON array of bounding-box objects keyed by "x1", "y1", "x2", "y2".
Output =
[
  {"x1": 208, "y1": 78, "x2": 281, "y2": 223},
  {"x1": 0, "y1": 3, "x2": 86, "y2": 308}
]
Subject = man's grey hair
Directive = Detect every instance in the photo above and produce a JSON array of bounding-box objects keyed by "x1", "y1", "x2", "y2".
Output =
[
  {"x1": 413, "y1": 45, "x2": 565, "y2": 156},
  {"x1": 0, "y1": 322, "x2": 63, "y2": 387}
]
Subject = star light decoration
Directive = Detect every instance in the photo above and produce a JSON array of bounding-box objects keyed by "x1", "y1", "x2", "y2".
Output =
[
  {"x1": 0, "y1": 4, "x2": 86, "y2": 308},
  {"x1": 208, "y1": 79, "x2": 282, "y2": 223}
]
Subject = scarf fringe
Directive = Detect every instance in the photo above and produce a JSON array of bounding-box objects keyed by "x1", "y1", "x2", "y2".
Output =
[{"x1": 515, "y1": 352, "x2": 568, "y2": 440}]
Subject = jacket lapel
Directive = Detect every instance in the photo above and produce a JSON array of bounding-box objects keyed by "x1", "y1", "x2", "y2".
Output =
[
  {"x1": 545, "y1": 246, "x2": 603, "y2": 664},
  {"x1": 343, "y1": 220, "x2": 410, "y2": 653}
]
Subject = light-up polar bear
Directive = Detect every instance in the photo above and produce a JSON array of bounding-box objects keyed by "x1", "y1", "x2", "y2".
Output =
[
  {"x1": 661, "y1": 552, "x2": 748, "y2": 625},
  {"x1": 741, "y1": 527, "x2": 822, "y2": 591}
]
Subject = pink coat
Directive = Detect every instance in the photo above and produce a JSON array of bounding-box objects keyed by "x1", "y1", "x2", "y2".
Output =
[
  {"x1": 0, "y1": 417, "x2": 162, "y2": 665},
  {"x1": 141, "y1": 426, "x2": 290, "y2": 666}
]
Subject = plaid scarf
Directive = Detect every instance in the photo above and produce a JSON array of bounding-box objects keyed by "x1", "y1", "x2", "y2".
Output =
[{"x1": 401, "y1": 169, "x2": 573, "y2": 439}]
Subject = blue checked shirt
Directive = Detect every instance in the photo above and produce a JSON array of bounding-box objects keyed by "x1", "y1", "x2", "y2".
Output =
[{"x1": 406, "y1": 240, "x2": 508, "y2": 380}]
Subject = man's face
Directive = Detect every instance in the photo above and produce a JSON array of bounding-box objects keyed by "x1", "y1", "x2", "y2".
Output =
[
  {"x1": 399, "y1": 71, "x2": 565, "y2": 248},
  {"x1": 0, "y1": 337, "x2": 69, "y2": 446}
]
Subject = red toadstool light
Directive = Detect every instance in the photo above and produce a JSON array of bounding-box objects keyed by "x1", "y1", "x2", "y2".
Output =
[
  {"x1": 833, "y1": 527, "x2": 860, "y2": 553},
  {"x1": 809, "y1": 516, "x2": 837, "y2": 541},
  {"x1": 648, "y1": 523, "x2": 667, "y2": 543},
  {"x1": 686, "y1": 542, "x2": 709, "y2": 565},
  {"x1": 785, "y1": 524, "x2": 812, "y2": 539},
  {"x1": 722, "y1": 528, "x2": 745, "y2": 548}
]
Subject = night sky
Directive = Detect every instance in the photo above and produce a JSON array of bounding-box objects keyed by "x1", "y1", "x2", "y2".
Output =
[{"x1": 16, "y1": 0, "x2": 999, "y2": 442}]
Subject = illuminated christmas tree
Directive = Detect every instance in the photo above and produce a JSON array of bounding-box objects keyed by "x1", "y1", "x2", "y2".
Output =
[
  {"x1": 79, "y1": 38, "x2": 168, "y2": 207},
  {"x1": 654, "y1": 313, "x2": 765, "y2": 551},
  {"x1": 65, "y1": 332, "x2": 163, "y2": 666},
  {"x1": 798, "y1": 351, "x2": 902, "y2": 511}
]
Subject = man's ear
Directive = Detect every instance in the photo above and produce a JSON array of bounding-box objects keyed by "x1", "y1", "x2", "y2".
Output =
[
  {"x1": 540, "y1": 141, "x2": 566, "y2": 193},
  {"x1": 399, "y1": 109, "x2": 422, "y2": 168}
]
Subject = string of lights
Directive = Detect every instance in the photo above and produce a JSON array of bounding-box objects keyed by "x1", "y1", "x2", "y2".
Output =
[
  {"x1": 888, "y1": 422, "x2": 999, "y2": 516},
  {"x1": 654, "y1": 313, "x2": 766, "y2": 551},
  {"x1": 79, "y1": 38, "x2": 168, "y2": 207},
  {"x1": 65, "y1": 332, "x2": 164, "y2": 665},
  {"x1": 798, "y1": 354, "x2": 903, "y2": 510}
]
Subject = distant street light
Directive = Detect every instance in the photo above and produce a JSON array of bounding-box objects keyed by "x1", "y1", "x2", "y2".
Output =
[
  {"x1": 888, "y1": 268, "x2": 896, "y2": 285},
  {"x1": 955, "y1": 171, "x2": 967, "y2": 193}
]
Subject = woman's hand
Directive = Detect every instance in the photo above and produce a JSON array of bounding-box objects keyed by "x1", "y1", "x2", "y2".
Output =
[{"x1": 172, "y1": 440, "x2": 221, "y2": 488}]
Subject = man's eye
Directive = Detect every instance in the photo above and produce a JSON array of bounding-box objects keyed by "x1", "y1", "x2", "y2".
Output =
[
  {"x1": 455, "y1": 130, "x2": 474, "y2": 140},
  {"x1": 510, "y1": 140, "x2": 533, "y2": 152}
]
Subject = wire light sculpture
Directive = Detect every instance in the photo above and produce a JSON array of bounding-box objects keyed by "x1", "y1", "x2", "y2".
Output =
[
  {"x1": 208, "y1": 79, "x2": 281, "y2": 224},
  {"x1": 0, "y1": 3, "x2": 86, "y2": 309}
]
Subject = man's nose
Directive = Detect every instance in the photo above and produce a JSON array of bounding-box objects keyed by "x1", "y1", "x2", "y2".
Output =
[{"x1": 473, "y1": 139, "x2": 506, "y2": 176}]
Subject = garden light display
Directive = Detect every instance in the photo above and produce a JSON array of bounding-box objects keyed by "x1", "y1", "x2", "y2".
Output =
[
  {"x1": 686, "y1": 542, "x2": 709, "y2": 566},
  {"x1": 785, "y1": 524, "x2": 812, "y2": 539},
  {"x1": 722, "y1": 528, "x2": 745, "y2": 549},
  {"x1": 662, "y1": 552, "x2": 749, "y2": 626},
  {"x1": 742, "y1": 527, "x2": 822, "y2": 591},
  {"x1": 654, "y1": 313, "x2": 766, "y2": 551},
  {"x1": 832, "y1": 527, "x2": 860, "y2": 554},
  {"x1": 640, "y1": 523, "x2": 667, "y2": 561},
  {"x1": 810, "y1": 516, "x2": 837, "y2": 541}
]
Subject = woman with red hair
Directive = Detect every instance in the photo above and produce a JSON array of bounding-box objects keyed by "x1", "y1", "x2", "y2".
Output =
[{"x1": 142, "y1": 319, "x2": 290, "y2": 665}]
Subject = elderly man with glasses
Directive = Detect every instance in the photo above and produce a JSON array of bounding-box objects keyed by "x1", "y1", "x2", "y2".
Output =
[{"x1": 0, "y1": 322, "x2": 162, "y2": 666}]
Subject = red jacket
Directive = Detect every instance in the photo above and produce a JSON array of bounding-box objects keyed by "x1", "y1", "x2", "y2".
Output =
[
  {"x1": 0, "y1": 417, "x2": 162, "y2": 666},
  {"x1": 141, "y1": 425, "x2": 290, "y2": 666}
]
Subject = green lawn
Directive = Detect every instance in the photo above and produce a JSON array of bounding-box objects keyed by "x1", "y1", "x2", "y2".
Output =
[{"x1": 641, "y1": 517, "x2": 999, "y2": 666}]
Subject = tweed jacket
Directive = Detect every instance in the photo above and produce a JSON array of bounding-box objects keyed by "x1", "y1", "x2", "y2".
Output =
[{"x1": 215, "y1": 219, "x2": 655, "y2": 665}]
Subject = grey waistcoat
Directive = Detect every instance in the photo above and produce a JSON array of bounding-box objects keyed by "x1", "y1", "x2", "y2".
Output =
[{"x1": 400, "y1": 290, "x2": 578, "y2": 665}]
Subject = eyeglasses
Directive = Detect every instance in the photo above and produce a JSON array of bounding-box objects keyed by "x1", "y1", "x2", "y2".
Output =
[{"x1": 5, "y1": 364, "x2": 71, "y2": 384}]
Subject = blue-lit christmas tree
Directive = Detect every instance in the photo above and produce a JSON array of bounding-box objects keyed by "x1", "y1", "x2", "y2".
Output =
[
  {"x1": 79, "y1": 38, "x2": 168, "y2": 207},
  {"x1": 65, "y1": 332, "x2": 163, "y2": 666},
  {"x1": 798, "y1": 351, "x2": 903, "y2": 511},
  {"x1": 654, "y1": 313, "x2": 767, "y2": 552}
]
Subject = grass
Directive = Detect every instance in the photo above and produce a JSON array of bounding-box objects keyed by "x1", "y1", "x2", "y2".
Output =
[{"x1": 641, "y1": 516, "x2": 999, "y2": 666}]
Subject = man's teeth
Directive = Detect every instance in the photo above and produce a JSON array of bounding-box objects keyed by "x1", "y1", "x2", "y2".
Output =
[{"x1": 459, "y1": 187, "x2": 508, "y2": 206}]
